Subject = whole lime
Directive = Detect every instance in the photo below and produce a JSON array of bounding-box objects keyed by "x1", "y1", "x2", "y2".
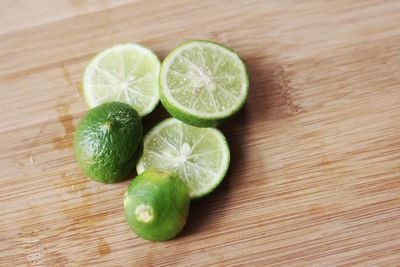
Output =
[
  {"x1": 124, "y1": 169, "x2": 190, "y2": 241},
  {"x1": 74, "y1": 102, "x2": 143, "y2": 183}
]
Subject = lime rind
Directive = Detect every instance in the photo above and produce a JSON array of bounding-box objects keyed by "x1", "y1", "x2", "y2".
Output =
[
  {"x1": 159, "y1": 40, "x2": 249, "y2": 127},
  {"x1": 137, "y1": 118, "x2": 230, "y2": 199},
  {"x1": 83, "y1": 43, "x2": 161, "y2": 117}
]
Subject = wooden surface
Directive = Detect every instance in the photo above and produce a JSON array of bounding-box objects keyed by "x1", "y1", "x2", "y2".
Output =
[{"x1": 1, "y1": 1, "x2": 400, "y2": 266}]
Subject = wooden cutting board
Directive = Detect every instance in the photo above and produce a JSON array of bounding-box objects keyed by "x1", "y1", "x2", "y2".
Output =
[{"x1": 1, "y1": 1, "x2": 400, "y2": 266}]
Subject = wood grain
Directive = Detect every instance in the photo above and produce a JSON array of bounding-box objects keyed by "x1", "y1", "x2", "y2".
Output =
[{"x1": 1, "y1": 0, "x2": 400, "y2": 266}]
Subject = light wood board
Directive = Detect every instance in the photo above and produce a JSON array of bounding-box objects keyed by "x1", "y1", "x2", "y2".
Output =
[{"x1": 1, "y1": 0, "x2": 400, "y2": 266}]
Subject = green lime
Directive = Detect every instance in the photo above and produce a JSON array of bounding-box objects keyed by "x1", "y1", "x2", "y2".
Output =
[
  {"x1": 124, "y1": 169, "x2": 190, "y2": 241},
  {"x1": 159, "y1": 40, "x2": 249, "y2": 127},
  {"x1": 74, "y1": 102, "x2": 143, "y2": 183},
  {"x1": 137, "y1": 118, "x2": 230, "y2": 199},
  {"x1": 83, "y1": 43, "x2": 160, "y2": 116}
]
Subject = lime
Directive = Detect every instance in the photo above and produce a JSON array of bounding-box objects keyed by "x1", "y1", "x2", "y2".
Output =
[
  {"x1": 159, "y1": 40, "x2": 249, "y2": 127},
  {"x1": 83, "y1": 43, "x2": 160, "y2": 117},
  {"x1": 124, "y1": 169, "x2": 190, "y2": 241},
  {"x1": 137, "y1": 118, "x2": 230, "y2": 199},
  {"x1": 74, "y1": 102, "x2": 143, "y2": 183}
]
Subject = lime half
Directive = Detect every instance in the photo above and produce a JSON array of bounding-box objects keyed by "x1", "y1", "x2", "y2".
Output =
[
  {"x1": 83, "y1": 43, "x2": 160, "y2": 116},
  {"x1": 160, "y1": 40, "x2": 248, "y2": 127},
  {"x1": 137, "y1": 118, "x2": 230, "y2": 198}
]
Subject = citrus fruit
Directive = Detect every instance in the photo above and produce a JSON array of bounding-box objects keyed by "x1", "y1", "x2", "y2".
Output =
[
  {"x1": 137, "y1": 118, "x2": 230, "y2": 199},
  {"x1": 159, "y1": 40, "x2": 249, "y2": 127},
  {"x1": 74, "y1": 102, "x2": 143, "y2": 183},
  {"x1": 124, "y1": 169, "x2": 190, "y2": 241},
  {"x1": 83, "y1": 43, "x2": 160, "y2": 116}
]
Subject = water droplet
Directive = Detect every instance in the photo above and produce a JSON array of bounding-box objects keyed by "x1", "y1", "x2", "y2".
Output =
[{"x1": 181, "y1": 143, "x2": 191, "y2": 155}]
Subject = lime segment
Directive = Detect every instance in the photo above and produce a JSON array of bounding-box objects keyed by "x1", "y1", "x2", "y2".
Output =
[
  {"x1": 160, "y1": 40, "x2": 248, "y2": 127},
  {"x1": 83, "y1": 43, "x2": 160, "y2": 116},
  {"x1": 137, "y1": 118, "x2": 230, "y2": 198}
]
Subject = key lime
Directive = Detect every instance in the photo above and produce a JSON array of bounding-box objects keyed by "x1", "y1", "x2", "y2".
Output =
[
  {"x1": 159, "y1": 40, "x2": 249, "y2": 127},
  {"x1": 124, "y1": 169, "x2": 190, "y2": 241},
  {"x1": 137, "y1": 118, "x2": 230, "y2": 199},
  {"x1": 74, "y1": 102, "x2": 143, "y2": 183},
  {"x1": 83, "y1": 43, "x2": 160, "y2": 116}
]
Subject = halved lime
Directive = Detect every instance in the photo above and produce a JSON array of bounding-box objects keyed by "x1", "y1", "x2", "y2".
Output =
[
  {"x1": 137, "y1": 118, "x2": 230, "y2": 198},
  {"x1": 83, "y1": 43, "x2": 160, "y2": 116},
  {"x1": 159, "y1": 40, "x2": 249, "y2": 127}
]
